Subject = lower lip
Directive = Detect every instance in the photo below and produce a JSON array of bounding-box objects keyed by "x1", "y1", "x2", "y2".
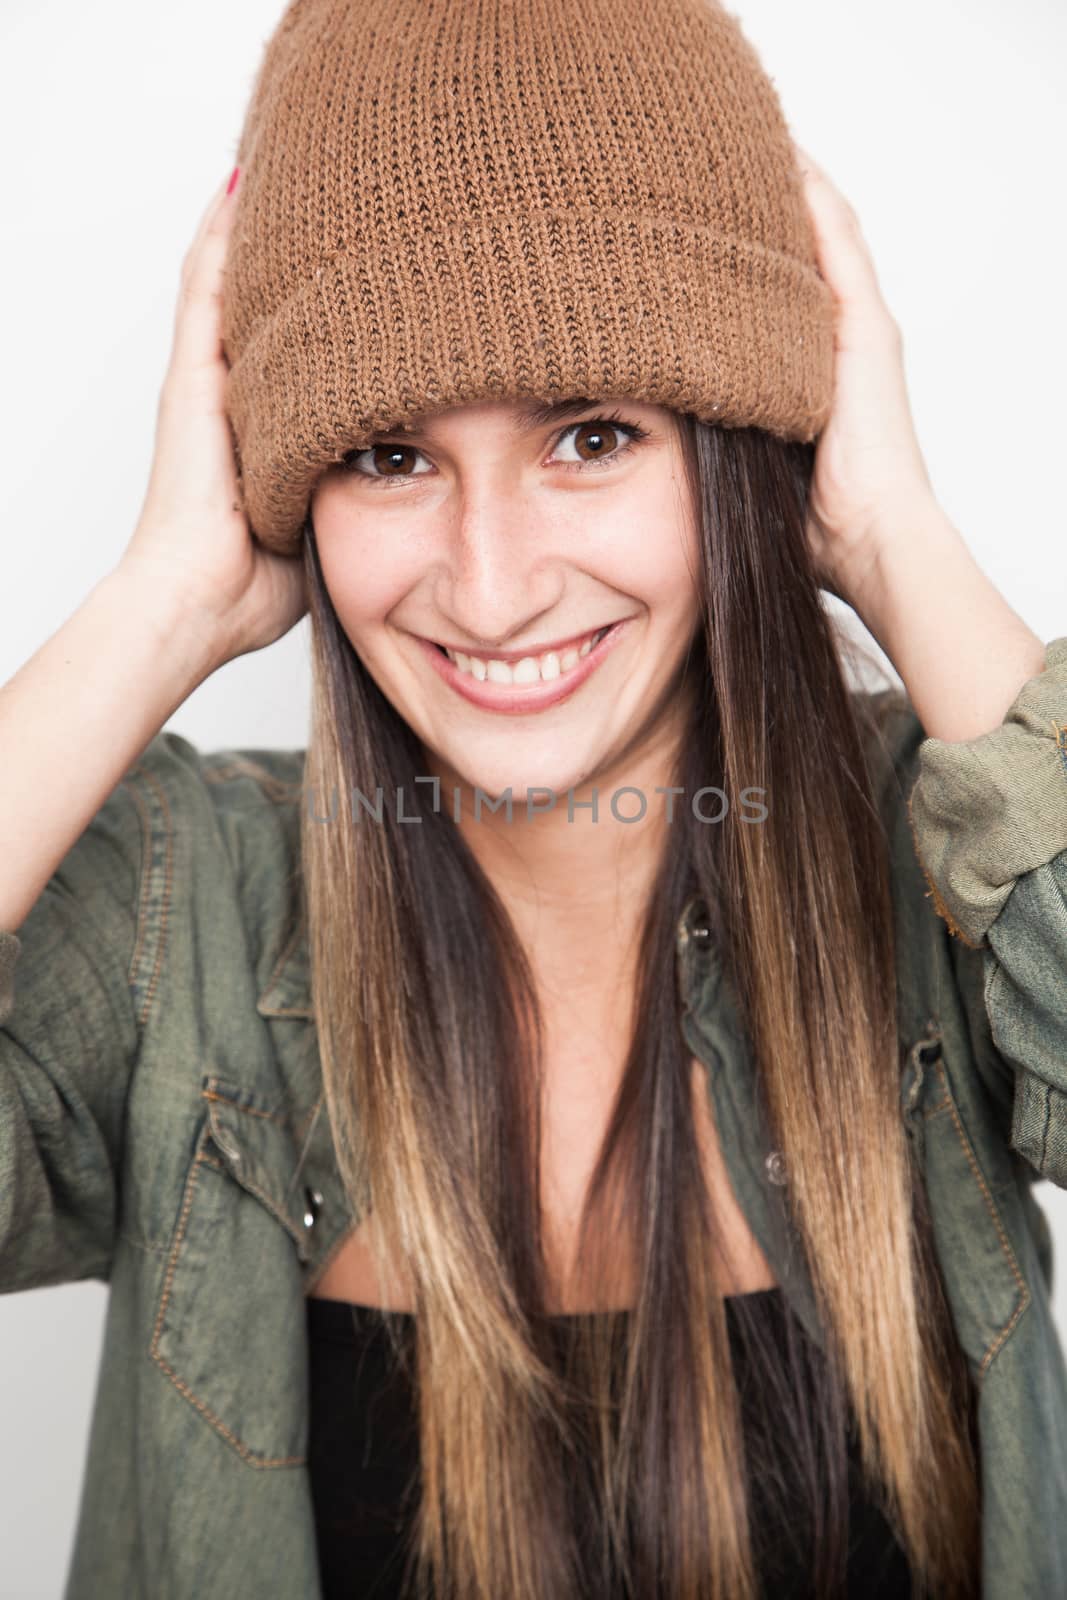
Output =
[{"x1": 414, "y1": 620, "x2": 632, "y2": 715}]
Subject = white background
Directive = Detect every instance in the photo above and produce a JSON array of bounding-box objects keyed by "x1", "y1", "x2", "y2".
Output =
[{"x1": 1, "y1": 1, "x2": 1065, "y2": 1594}]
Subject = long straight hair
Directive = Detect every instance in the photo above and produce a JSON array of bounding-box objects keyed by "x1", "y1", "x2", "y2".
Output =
[{"x1": 298, "y1": 416, "x2": 981, "y2": 1599}]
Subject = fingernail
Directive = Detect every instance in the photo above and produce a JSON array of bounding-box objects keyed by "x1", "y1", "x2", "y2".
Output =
[{"x1": 226, "y1": 165, "x2": 240, "y2": 196}]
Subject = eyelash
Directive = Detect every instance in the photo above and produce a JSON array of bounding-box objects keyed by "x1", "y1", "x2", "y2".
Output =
[
  {"x1": 340, "y1": 410, "x2": 651, "y2": 486},
  {"x1": 557, "y1": 411, "x2": 650, "y2": 473}
]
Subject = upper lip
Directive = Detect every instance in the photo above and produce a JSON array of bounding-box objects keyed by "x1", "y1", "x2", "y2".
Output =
[{"x1": 424, "y1": 621, "x2": 617, "y2": 663}]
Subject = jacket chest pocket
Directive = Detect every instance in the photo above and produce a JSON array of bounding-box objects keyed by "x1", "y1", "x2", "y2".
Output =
[
  {"x1": 902, "y1": 1029, "x2": 1031, "y2": 1384},
  {"x1": 151, "y1": 1077, "x2": 315, "y2": 1467}
]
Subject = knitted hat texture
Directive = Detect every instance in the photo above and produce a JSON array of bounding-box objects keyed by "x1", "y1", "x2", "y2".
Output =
[{"x1": 221, "y1": 0, "x2": 834, "y2": 556}]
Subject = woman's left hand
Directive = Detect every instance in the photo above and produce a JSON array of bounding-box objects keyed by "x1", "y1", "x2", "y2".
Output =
[{"x1": 795, "y1": 145, "x2": 939, "y2": 607}]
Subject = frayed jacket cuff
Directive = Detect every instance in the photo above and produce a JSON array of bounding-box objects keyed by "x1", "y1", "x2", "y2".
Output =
[{"x1": 906, "y1": 634, "x2": 1067, "y2": 949}]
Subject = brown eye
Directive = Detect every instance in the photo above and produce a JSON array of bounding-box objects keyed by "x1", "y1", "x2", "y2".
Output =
[
  {"x1": 342, "y1": 443, "x2": 429, "y2": 479},
  {"x1": 571, "y1": 420, "x2": 621, "y2": 461},
  {"x1": 552, "y1": 415, "x2": 648, "y2": 472}
]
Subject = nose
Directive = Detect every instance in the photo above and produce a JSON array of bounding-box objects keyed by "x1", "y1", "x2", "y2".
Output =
[{"x1": 436, "y1": 490, "x2": 561, "y2": 649}]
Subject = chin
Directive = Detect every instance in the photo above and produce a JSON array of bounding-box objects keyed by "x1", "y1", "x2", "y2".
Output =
[{"x1": 434, "y1": 748, "x2": 603, "y2": 817}]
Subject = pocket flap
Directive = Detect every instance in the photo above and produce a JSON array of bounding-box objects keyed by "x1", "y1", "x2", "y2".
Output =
[
  {"x1": 150, "y1": 1074, "x2": 314, "y2": 1465},
  {"x1": 203, "y1": 1077, "x2": 312, "y2": 1261}
]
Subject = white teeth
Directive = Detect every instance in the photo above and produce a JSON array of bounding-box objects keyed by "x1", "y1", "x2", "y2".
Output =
[{"x1": 443, "y1": 626, "x2": 610, "y2": 685}]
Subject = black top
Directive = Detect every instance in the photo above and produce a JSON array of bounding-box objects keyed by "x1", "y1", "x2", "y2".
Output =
[{"x1": 307, "y1": 1287, "x2": 916, "y2": 1599}]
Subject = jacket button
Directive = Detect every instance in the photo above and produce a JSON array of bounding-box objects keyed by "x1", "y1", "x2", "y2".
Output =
[
  {"x1": 680, "y1": 897, "x2": 711, "y2": 945},
  {"x1": 765, "y1": 1150, "x2": 788, "y2": 1186},
  {"x1": 303, "y1": 1187, "x2": 324, "y2": 1229}
]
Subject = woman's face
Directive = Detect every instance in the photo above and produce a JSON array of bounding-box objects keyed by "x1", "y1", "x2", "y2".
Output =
[{"x1": 310, "y1": 397, "x2": 701, "y2": 802}]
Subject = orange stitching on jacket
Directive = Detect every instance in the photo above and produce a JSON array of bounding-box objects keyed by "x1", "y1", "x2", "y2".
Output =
[
  {"x1": 150, "y1": 1143, "x2": 306, "y2": 1468},
  {"x1": 198, "y1": 1150, "x2": 308, "y2": 1251},
  {"x1": 202, "y1": 754, "x2": 302, "y2": 806},
  {"x1": 134, "y1": 768, "x2": 174, "y2": 1027},
  {"x1": 121, "y1": 782, "x2": 152, "y2": 1004},
  {"x1": 925, "y1": 1062, "x2": 1030, "y2": 1377},
  {"x1": 202, "y1": 1088, "x2": 290, "y2": 1125},
  {"x1": 1053, "y1": 721, "x2": 1067, "y2": 783},
  {"x1": 150, "y1": 1140, "x2": 202, "y2": 1354},
  {"x1": 203, "y1": 1081, "x2": 323, "y2": 1156},
  {"x1": 121, "y1": 765, "x2": 175, "y2": 1029}
]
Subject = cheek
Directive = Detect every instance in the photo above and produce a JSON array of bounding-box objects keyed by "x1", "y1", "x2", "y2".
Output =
[
  {"x1": 315, "y1": 519, "x2": 420, "y2": 629},
  {"x1": 634, "y1": 546, "x2": 698, "y2": 609},
  {"x1": 604, "y1": 515, "x2": 699, "y2": 617}
]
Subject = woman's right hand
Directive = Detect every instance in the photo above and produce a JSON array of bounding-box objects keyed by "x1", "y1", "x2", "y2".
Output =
[{"x1": 117, "y1": 169, "x2": 308, "y2": 668}]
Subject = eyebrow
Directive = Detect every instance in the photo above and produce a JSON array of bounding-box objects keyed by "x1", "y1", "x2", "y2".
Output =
[
  {"x1": 392, "y1": 396, "x2": 609, "y2": 440},
  {"x1": 507, "y1": 396, "x2": 605, "y2": 434}
]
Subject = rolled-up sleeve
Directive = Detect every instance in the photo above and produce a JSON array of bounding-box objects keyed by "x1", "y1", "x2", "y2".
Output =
[
  {"x1": 0, "y1": 769, "x2": 146, "y2": 1291},
  {"x1": 906, "y1": 634, "x2": 1067, "y2": 1185}
]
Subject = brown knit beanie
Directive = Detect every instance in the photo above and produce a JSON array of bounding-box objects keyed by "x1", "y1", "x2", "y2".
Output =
[{"x1": 221, "y1": 0, "x2": 833, "y2": 556}]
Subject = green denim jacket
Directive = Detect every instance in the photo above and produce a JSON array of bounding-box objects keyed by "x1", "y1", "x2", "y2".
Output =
[{"x1": 3, "y1": 637, "x2": 1067, "y2": 1599}]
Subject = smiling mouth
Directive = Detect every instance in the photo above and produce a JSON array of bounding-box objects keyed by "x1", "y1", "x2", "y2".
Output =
[{"x1": 431, "y1": 623, "x2": 614, "y2": 686}]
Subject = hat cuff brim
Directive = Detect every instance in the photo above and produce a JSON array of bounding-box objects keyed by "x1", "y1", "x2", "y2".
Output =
[{"x1": 226, "y1": 208, "x2": 834, "y2": 555}]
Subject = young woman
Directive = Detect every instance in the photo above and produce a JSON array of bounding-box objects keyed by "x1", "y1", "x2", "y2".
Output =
[{"x1": 2, "y1": 2, "x2": 1065, "y2": 1598}]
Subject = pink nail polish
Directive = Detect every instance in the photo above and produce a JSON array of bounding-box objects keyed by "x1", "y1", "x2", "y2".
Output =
[{"x1": 226, "y1": 165, "x2": 240, "y2": 196}]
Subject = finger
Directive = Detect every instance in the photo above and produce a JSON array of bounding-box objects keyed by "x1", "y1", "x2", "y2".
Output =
[
  {"x1": 794, "y1": 142, "x2": 817, "y2": 175},
  {"x1": 798, "y1": 153, "x2": 864, "y2": 242},
  {"x1": 168, "y1": 171, "x2": 241, "y2": 384},
  {"x1": 794, "y1": 149, "x2": 893, "y2": 328},
  {"x1": 182, "y1": 170, "x2": 238, "y2": 283}
]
